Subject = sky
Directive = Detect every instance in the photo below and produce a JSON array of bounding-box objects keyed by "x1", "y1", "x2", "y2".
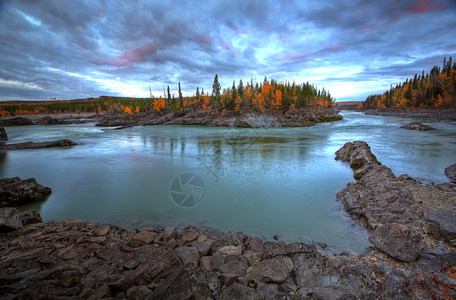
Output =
[{"x1": 0, "y1": 0, "x2": 455, "y2": 102}]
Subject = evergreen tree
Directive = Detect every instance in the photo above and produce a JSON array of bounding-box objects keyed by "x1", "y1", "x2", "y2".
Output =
[
  {"x1": 212, "y1": 74, "x2": 221, "y2": 109},
  {"x1": 178, "y1": 81, "x2": 183, "y2": 110},
  {"x1": 167, "y1": 85, "x2": 171, "y2": 109}
]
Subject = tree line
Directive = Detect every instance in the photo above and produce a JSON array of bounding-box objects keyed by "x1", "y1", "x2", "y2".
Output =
[
  {"x1": 153, "y1": 75, "x2": 334, "y2": 113},
  {"x1": 362, "y1": 57, "x2": 456, "y2": 109},
  {"x1": 0, "y1": 76, "x2": 335, "y2": 117}
]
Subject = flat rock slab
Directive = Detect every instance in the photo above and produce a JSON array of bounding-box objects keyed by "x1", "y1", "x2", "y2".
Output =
[
  {"x1": 426, "y1": 210, "x2": 456, "y2": 246},
  {"x1": 400, "y1": 122, "x2": 436, "y2": 131},
  {"x1": 0, "y1": 139, "x2": 77, "y2": 150},
  {"x1": 0, "y1": 177, "x2": 52, "y2": 207},
  {"x1": 369, "y1": 223, "x2": 421, "y2": 262},
  {"x1": 246, "y1": 256, "x2": 293, "y2": 283}
]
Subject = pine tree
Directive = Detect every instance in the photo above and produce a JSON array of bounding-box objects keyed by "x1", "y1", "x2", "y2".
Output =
[
  {"x1": 167, "y1": 85, "x2": 171, "y2": 109},
  {"x1": 212, "y1": 74, "x2": 221, "y2": 109},
  {"x1": 178, "y1": 81, "x2": 183, "y2": 110}
]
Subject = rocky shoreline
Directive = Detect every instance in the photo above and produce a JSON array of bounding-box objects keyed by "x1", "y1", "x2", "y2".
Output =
[
  {"x1": 0, "y1": 107, "x2": 342, "y2": 129},
  {"x1": 356, "y1": 108, "x2": 456, "y2": 121},
  {"x1": 0, "y1": 142, "x2": 455, "y2": 298}
]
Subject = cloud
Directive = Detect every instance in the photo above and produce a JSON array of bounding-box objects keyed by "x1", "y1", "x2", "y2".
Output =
[{"x1": 0, "y1": 0, "x2": 455, "y2": 101}]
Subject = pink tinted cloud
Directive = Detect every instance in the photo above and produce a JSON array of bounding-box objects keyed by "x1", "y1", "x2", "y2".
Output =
[
  {"x1": 195, "y1": 36, "x2": 211, "y2": 45},
  {"x1": 325, "y1": 44, "x2": 344, "y2": 51},
  {"x1": 96, "y1": 44, "x2": 158, "y2": 67},
  {"x1": 404, "y1": 0, "x2": 444, "y2": 14}
]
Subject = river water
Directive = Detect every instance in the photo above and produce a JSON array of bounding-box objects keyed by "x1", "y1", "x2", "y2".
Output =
[{"x1": 1, "y1": 111, "x2": 455, "y2": 252}]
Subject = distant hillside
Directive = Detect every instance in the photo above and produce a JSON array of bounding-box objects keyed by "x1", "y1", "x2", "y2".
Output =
[{"x1": 335, "y1": 101, "x2": 362, "y2": 108}]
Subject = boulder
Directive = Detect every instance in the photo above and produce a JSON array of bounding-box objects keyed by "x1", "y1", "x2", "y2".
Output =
[
  {"x1": 426, "y1": 210, "x2": 456, "y2": 246},
  {"x1": 218, "y1": 282, "x2": 261, "y2": 300},
  {"x1": 369, "y1": 223, "x2": 421, "y2": 262},
  {"x1": 35, "y1": 116, "x2": 67, "y2": 125},
  {"x1": 0, "y1": 177, "x2": 52, "y2": 207},
  {"x1": 175, "y1": 247, "x2": 199, "y2": 267},
  {"x1": 0, "y1": 127, "x2": 7, "y2": 140},
  {"x1": 444, "y1": 163, "x2": 456, "y2": 183},
  {"x1": 246, "y1": 256, "x2": 293, "y2": 284},
  {"x1": 0, "y1": 139, "x2": 77, "y2": 150},
  {"x1": 0, "y1": 207, "x2": 22, "y2": 232},
  {"x1": 400, "y1": 122, "x2": 436, "y2": 131},
  {"x1": 0, "y1": 117, "x2": 33, "y2": 126},
  {"x1": 18, "y1": 209, "x2": 42, "y2": 225}
]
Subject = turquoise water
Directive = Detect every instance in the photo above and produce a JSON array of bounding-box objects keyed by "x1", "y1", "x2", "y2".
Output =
[{"x1": 1, "y1": 111, "x2": 455, "y2": 252}]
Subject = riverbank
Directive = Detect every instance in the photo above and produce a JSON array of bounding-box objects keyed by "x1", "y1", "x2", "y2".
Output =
[
  {"x1": 1, "y1": 142, "x2": 455, "y2": 298},
  {"x1": 354, "y1": 108, "x2": 456, "y2": 121},
  {"x1": 0, "y1": 107, "x2": 342, "y2": 128},
  {"x1": 1, "y1": 207, "x2": 455, "y2": 299}
]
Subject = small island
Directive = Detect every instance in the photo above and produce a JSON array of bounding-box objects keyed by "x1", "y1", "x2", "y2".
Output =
[{"x1": 0, "y1": 76, "x2": 342, "y2": 129}]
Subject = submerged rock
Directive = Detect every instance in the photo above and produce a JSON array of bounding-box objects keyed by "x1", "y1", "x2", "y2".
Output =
[
  {"x1": 0, "y1": 177, "x2": 52, "y2": 207},
  {"x1": 0, "y1": 139, "x2": 77, "y2": 150},
  {"x1": 400, "y1": 122, "x2": 436, "y2": 131}
]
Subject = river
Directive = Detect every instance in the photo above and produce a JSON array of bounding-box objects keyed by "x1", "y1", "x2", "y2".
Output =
[{"x1": 1, "y1": 111, "x2": 455, "y2": 252}]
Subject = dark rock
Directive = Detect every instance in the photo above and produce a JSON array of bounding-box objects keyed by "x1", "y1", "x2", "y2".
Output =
[
  {"x1": 126, "y1": 285, "x2": 152, "y2": 300},
  {"x1": 400, "y1": 122, "x2": 436, "y2": 131},
  {"x1": 246, "y1": 255, "x2": 293, "y2": 284},
  {"x1": 199, "y1": 256, "x2": 212, "y2": 271},
  {"x1": 191, "y1": 240, "x2": 213, "y2": 256},
  {"x1": 0, "y1": 177, "x2": 51, "y2": 207},
  {"x1": 426, "y1": 210, "x2": 456, "y2": 246},
  {"x1": 249, "y1": 236, "x2": 266, "y2": 255},
  {"x1": 0, "y1": 117, "x2": 33, "y2": 126},
  {"x1": 444, "y1": 163, "x2": 456, "y2": 183},
  {"x1": 335, "y1": 141, "x2": 426, "y2": 262},
  {"x1": 220, "y1": 260, "x2": 248, "y2": 277},
  {"x1": 220, "y1": 273, "x2": 238, "y2": 286},
  {"x1": 0, "y1": 139, "x2": 77, "y2": 150},
  {"x1": 218, "y1": 282, "x2": 261, "y2": 300},
  {"x1": 369, "y1": 223, "x2": 421, "y2": 262},
  {"x1": 292, "y1": 254, "x2": 323, "y2": 289},
  {"x1": 35, "y1": 116, "x2": 68, "y2": 125},
  {"x1": 335, "y1": 141, "x2": 380, "y2": 180},
  {"x1": 256, "y1": 282, "x2": 279, "y2": 299},
  {"x1": 0, "y1": 127, "x2": 7, "y2": 140},
  {"x1": 131, "y1": 229, "x2": 155, "y2": 245},
  {"x1": 162, "y1": 226, "x2": 176, "y2": 241},
  {"x1": 95, "y1": 224, "x2": 111, "y2": 236},
  {"x1": 18, "y1": 210, "x2": 42, "y2": 225},
  {"x1": 0, "y1": 207, "x2": 22, "y2": 232},
  {"x1": 175, "y1": 247, "x2": 199, "y2": 267}
]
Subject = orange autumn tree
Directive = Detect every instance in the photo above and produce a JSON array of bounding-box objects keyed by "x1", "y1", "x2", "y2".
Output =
[
  {"x1": 153, "y1": 96, "x2": 165, "y2": 112},
  {"x1": 123, "y1": 106, "x2": 133, "y2": 114}
]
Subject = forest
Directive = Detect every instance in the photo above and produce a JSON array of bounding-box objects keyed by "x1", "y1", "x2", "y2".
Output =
[
  {"x1": 362, "y1": 57, "x2": 456, "y2": 109},
  {"x1": 0, "y1": 76, "x2": 334, "y2": 117}
]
